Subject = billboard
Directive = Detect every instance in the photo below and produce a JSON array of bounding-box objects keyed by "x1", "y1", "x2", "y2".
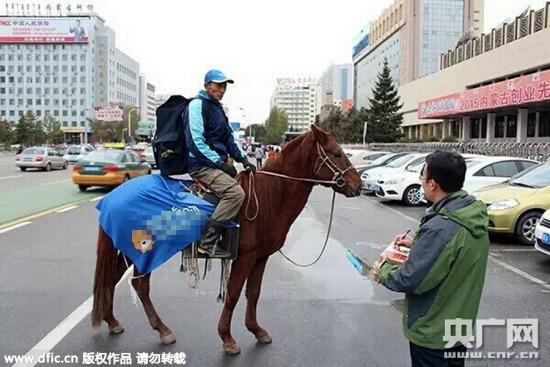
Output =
[
  {"x1": 94, "y1": 106, "x2": 124, "y2": 121},
  {"x1": 418, "y1": 70, "x2": 550, "y2": 119},
  {"x1": 0, "y1": 17, "x2": 89, "y2": 44}
]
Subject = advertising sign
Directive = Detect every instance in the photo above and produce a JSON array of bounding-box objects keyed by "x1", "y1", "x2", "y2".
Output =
[
  {"x1": 94, "y1": 106, "x2": 124, "y2": 121},
  {"x1": 419, "y1": 70, "x2": 550, "y2": 119},
  {"x1": 0, "y1": 17, "x2": 89, "y2": 44}
]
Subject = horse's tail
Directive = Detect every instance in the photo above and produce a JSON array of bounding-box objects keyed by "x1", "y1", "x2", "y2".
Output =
[{"x1": 91, "y1": 225, "x2": 118, "y2": 328}]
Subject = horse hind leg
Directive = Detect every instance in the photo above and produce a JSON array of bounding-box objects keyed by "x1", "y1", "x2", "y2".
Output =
[
  {"x1": 92, "y1": 226, "x2": 128, "y2": 334},
  {"x1": 245, "y1": 257, "x2": 272, "y2": 344},
  {"x1": 131, "y1": 270, "x2": 175, "y2": 345}
]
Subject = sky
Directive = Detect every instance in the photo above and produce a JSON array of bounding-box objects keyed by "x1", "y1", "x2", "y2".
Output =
[{"x1": 6, "y1": 0, "x2": 548, "y2": 126}]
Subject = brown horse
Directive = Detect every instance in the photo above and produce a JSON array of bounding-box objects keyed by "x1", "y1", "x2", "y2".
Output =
[{"x1": 91, "y1": 125, "x2": 362, "y2": 354}]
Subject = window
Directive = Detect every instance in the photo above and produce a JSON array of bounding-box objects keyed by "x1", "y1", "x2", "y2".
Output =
[
  {"x1": 527, "y1": 113, "x2": 537, "y2": 137},
  {"x1": 506, "y1": 115, "x2": 517, "y2": 138},
  {"x1": 517, "y1": 161, "x2": 538, "y2": 171},
  {"x1": 492, "y1": 161, "x2": 520, "y2": 177},
  {"x1": 495, "y1": 116, "x2": 505, "y2": 138},
  {"x1": 539, "y1": 112, "x2": 550, "y2": 137}
]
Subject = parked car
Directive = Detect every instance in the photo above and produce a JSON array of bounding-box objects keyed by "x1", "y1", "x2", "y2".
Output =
[
  {"x1": 534, "y1": 209, "x2": 550, "y2": 255},
  {"x1": 374, "y1": 160, "x2": 426, "y2": 206},
  {"x1": 345, "y1": 149, "x2": 390, "y2": 166},
  {"x1": 64, "y1": 144, "x2": 94, "y2": 164},
  {"x1": 355, "y1": 152, "x2": 410, "y2": 176},
  {"x1": 461, "y1": 156, "x2": 539, "y2": 193},
  {"x1": 361, "y1": 153, "x2": 427, "y2": 193},
  {"x1": 144, "y1": 146, "x2": 156, "y2": 168},
  {"x1": 15, "y1": 147, "x2": 68, "y2": 171},
  {"x1": 72, "y1": 149, "x2": 151, "y2": 192},
  {"x1": 472, "y1": 163, "x2": 550, "y2": 244}
]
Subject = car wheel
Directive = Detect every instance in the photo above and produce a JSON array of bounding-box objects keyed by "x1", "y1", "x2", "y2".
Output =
[
  {"x1": 515, "y1": 211, "x2": 542, "y2": 245},
  {"x1": 402, "y1": 185, "x2": 422, "y2": 206},
  {"x1": 63, "y1": 161, "x2": 68, "y2": 170},
  {"x1": 44, "y1": 163, "x2": 52, "y2": 172},
  {"x1": 147, "y1": 169, "x2": 152, "y2": 175},
  {"x1": 78, "y1": 184, "x2": 89, "y2": 192},
  {"x1": 122, "y1": 175, "x2": 130, "y2": 183}
]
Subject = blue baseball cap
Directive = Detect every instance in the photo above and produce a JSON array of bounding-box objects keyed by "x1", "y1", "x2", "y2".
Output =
[{"x1": 204, "y1": 69, "x2": 234, "y2": 84}]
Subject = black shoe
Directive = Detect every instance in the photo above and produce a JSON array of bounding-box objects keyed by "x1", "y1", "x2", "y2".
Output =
[
  {"x1": 197, "y1": 243, "x2": 232, "y2": 258},
  {"x1": 197, "y1": 219, "x2": 232, "y2": 258}
]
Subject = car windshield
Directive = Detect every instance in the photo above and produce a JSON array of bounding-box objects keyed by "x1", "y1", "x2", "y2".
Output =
[
  {"x1": 85, "y1": 150, "x2": 122, "y2": 162},
  {"x1": 508, "y1": 164, "x2": 550, "y2": 189},
  {"x1": 368, "y1": 153, "x2": 394, "y2": 165},
  {"x1": 387, "y1": 154, "x2": 416, "y2": 168},
  {"x1": 68, "y1": 146, "x2": 81, "y2": 154},
  {"x1": 22, "y1": 148, "x2": 45, "y2": 155}
]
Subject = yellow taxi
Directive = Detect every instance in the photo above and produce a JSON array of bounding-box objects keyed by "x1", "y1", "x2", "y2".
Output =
[
  {"x1": 72, "y1": 149, "x2": 151, "y2": 191},
  {"x1": 472, "y1": 163, "x2": 550, "y2": 244}
]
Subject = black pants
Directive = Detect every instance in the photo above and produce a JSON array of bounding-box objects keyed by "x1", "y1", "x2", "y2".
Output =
[
  {"x1": 256, "y1": 158, "x2": 262, "y2": 168},
  {"x1": 410, "y1": 342, "x2": 467, "y2": 367}
]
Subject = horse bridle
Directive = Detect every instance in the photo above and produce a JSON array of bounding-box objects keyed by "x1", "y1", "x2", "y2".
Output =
[{"x1": 312, "y1": 143, "x2": 355, "y2": 188}]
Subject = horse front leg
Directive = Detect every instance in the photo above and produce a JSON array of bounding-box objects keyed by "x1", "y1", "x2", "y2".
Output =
[
  {"x1": 218, "y1": 254, "x2": 255, "y2": 355},
  {"x1": 131, "y1": 270, "x2": 175, "y2": 345},
  {"x1": 245, "y1": 256, "x2": 271, "y2": 344}
]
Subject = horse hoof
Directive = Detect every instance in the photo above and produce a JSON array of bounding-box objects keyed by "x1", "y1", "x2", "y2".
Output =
[
  {"x1": 256, "y1": 332, "x2": 272, "y2": 344},
  {"x1": 223, "y1": 342, "x2": 241, "y2": 355},
  {"x1": 160, "y1": 333, "x2": 176, "y2": 345},
  {"x1": 109, "y1": 325, "x2": 124, "y2": 334}
]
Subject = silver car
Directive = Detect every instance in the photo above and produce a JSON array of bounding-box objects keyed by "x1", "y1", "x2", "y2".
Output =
[
  {"x1": 16, "y1": 147, "x2": 68, "y2": 171},
  {"x1": 63, "y1": 144, "x2": 94, "y2": 164}
]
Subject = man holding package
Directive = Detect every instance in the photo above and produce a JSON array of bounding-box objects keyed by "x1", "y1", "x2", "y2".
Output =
[{"x1": 373, "y1": 151, "x2": 490, "y2": 367}]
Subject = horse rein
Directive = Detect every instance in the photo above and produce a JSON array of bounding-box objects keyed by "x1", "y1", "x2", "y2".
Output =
[{"x1": 244, "y1": 143, "x2": 353, "y2": 267}]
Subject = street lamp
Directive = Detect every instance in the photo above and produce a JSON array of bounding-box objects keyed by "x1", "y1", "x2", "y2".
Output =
[
  {"x1": 363, "y1": 121, "x2": 368, "y2": 145},
  {"x1": 127, "y1": 107, "x2": 139, "y2": 142},
  {"x1": 121, "y1": 128, "x2": 127, "y2": 142}
]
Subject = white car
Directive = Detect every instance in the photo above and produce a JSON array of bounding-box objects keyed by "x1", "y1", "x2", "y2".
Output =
[
  {"x1": 362, "y1": 153, "x2": 427, "y2": 193},
  {"x1": 345, "y1": 149, "x2": 389, "y2": 166},
  {"x1": 144, "y1": 146, "x2": 156, "y2": 168},
  {"x1": 535, "y1": 209, "x2": 550, "y2": 256},
  {"x1": 374, "y1": 160, "x2": 426, "y2": 205},
  {"x1": 63, "y1": 144, "x2": 94, "y2": 163},
  {"x1": 462, "y1": 156, "x2": 539, "y2": 193}
]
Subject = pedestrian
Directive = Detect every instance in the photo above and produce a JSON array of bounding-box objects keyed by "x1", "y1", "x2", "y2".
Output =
[
  {"x1": 183, "y1": 69, "x2": 256, "y2": 257},
  {"x1": 255, "y1": 145, "x2": 264, "y2": 168},
  {"x1": 373, "y1": 150, "x2": 490, "y2": 367},
  {"x1": 267, "y1": 146, "x2": 277, "y2": 160}
]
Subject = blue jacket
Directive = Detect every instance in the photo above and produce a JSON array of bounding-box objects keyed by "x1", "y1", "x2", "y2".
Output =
[{"x1": 182, "y1": 90, "x2": 245, "y2": 173}]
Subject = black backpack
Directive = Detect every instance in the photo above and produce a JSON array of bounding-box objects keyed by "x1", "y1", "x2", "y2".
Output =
[{"x1": 152, "y1": 95, "x2": 193, "y2": 176}]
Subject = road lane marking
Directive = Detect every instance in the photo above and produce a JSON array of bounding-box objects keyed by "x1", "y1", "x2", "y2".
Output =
[
  {"x1": 362, "y1": 196, "x2": 420, "y2": 224},
  {"x1": 489, "y1": 255, "x2": 550, "y2": 291},
  {"x1": 0, "y1": 221, "x2": 32, "y2": 234},
  {"x1": 0, "y1": 197, "x2": 101, "y2": 229},
  {"x1": 491, "y1": 248, "x2": 537, "y2": 252},
  {"x1": 89, "y1": 195, "x2": 105, "y2": 202},
  {"x1": 56, "y1": 205, "x2": 78, "y2": 213},
  {"x1": 0, "y1": 175, "x2": 23, "y2": 180},
  {"x1": 40, "y1": 178, "x2": 71, "y2": 186},
  {"x1": 340, "y1": 206, "x2": 361, "y2": 210},
  {"x1": 12, "y1": 268, "x2": 133, "y2": 367}
]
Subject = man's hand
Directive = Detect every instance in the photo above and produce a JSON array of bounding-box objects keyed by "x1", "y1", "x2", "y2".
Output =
[
  {"x1": 242, "y1": 158, "x2": 256, "y2": 173},
  {"x1": 392, "y1": 233, "x2": 413, "y2": 248},
  {"x1": 219, "y1": 162, "x2": 237, "y2": 177}
]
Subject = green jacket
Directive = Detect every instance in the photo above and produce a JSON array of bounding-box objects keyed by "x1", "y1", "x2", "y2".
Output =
[{"x1": 378, "y1": 190, "x2": 489, "y2": 349}]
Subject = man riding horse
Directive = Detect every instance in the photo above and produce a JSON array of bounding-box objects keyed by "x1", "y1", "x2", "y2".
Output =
[{"x1": 184, "y1": 69, "x2": 256, "y2": 257}]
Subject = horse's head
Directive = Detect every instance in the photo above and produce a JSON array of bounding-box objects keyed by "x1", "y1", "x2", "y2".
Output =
[{"x1": 309, "y1": 125, "x2": 362, "y2": 197}]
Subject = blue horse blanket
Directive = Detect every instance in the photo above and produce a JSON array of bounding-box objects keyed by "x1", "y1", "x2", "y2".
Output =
[{"x1": 96, "y1": 175, "x2": 216, "y2": 274}]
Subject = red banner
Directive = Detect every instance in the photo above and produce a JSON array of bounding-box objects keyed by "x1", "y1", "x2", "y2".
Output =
[{"x1": 418, "y1": 70, "x2": 550, "y2": 119}]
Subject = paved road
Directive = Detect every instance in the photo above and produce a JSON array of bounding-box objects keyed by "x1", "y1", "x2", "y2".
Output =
[{"x1": 0, "y1": 176, "x2": 548, "y2": 366}]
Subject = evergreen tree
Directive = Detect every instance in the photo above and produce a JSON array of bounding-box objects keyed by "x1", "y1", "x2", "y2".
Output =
[
  {"x1": 42, "y1": 113, "x2": 65, "y2": 144},
  {"x1": 14, "y1": 111, "x2": 37, "y2": 145},
  {"x1": 264, "y1": 106, "x2": 288, "y2": 144},
  {"x1": 367, "y1": 58, "x2": 403, "y2": 143},
  {"x1": 0, "y1": 119, "x2": 12, "y2": 144},
  {"x1": 31, "y1": 119, "x2": 47, "y2": 145}
]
